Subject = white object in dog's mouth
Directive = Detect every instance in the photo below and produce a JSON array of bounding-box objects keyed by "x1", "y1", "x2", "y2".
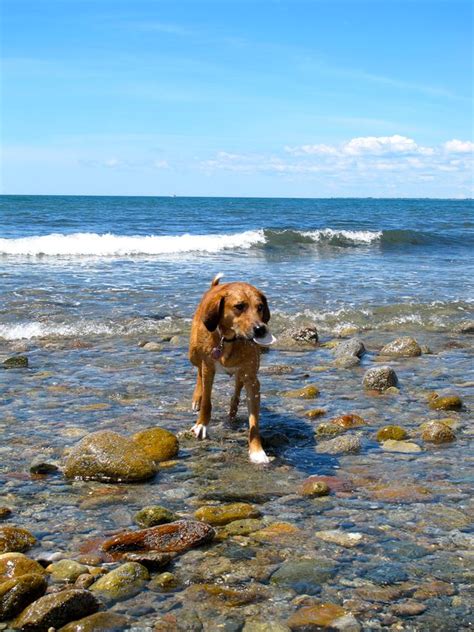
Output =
[{"x1": 253, "y1": 332, "x2": 276, "y2": 346}]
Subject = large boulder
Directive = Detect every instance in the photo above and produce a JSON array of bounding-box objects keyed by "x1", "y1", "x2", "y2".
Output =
[
  {"x1": 0, "y1": 553, "x2": 46, "y2": 580},
  {"x1": 58, "y1": 612, "x2": 131, "y2": 632},
  {"x1": 380, "y1": 337, "x2": 422, "y2": 357},
  {"x1": 13, "y1": 589, "x2": 99, "y2": 631},
  {"x1": 131, "y1": 427, "x2": 179, "y2": 462},
  {"x1": 0, "y1": 573, "x2": 48, "y2": 621},
  {"x1": 363, "y1": 366, "x2": 398, "y2": 391},
  {"x1": 64, "y1": 431, "x2": 157, "y2": 482}
]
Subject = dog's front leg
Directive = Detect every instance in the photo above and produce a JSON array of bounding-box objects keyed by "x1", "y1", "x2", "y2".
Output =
[
  {"x1": 229, "y1": 374, "x2": 244, "y2": 422},
  {"x1": 244, "y1": 376, "x2": 269, "y2": 464},
  {"x1": 191, "y1": 361, "x2": 215, "y2": 439}
]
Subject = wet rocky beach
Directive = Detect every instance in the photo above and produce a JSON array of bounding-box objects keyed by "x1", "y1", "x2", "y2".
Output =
[{"x1": 1, "y1": 321, "x2": 472, "y2": 631}]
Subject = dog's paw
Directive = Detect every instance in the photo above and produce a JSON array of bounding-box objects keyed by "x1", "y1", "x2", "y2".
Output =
[
  {"x1": 249, "y1": 449, "x2": 270, "y2": 464},
  {"x1": 190, "y1": 423, "x2": 208, "y2": 439}
]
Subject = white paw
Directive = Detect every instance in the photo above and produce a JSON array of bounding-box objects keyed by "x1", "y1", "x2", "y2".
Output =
[
  {"x1": 249, "y1": 449, "x2": 270, "y2": 464},
  {"x1": 192, "y1": 400, "x2": 201, "y2": 412},
  {"x1": 191, "y1": 423, "x2": 208, "y2": 439}
]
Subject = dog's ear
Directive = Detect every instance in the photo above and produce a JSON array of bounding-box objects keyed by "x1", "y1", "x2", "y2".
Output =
[
  {"x1": 202, "y1": 295, "x2": 225, "y2": 331},
  {"x1": 259, "y1": 293, "x2": 271, "y2": 323}
]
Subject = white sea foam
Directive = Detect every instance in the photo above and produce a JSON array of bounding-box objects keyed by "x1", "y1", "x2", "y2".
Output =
[
  {"x1": 0, "y1": 230, "x2": 266, "y2": 257},
  {"x1": 302, "y1": 228, "x2": 383, "y2": 243},
  {"x1": 0, "y1": 321, "x2": 117, "y2": 340}
]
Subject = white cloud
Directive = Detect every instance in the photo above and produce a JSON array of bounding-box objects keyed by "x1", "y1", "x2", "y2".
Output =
[
  {"x1": 443, "y1": 139, "x2": 474, "y2": 154},
  {"x1": 343, "y1": 134, "x2": 421, "y2": 156},
  {"x1": 285, "y1": 144, "x2": 338, "y2": 156}
]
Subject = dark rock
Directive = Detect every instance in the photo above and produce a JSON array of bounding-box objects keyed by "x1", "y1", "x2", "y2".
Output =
[
  {"x1": 29, "y1": 462, "x2": 59, "y2": 476},
  {"x1": 362, "y1": 562, "x2": 408, "y2": 585},
  {"x1": 64, "y1": 431, "x2": 157, "y2": 483},
  {"x1": 363, "y1": 366, "x2": 398, "y2": 391},
  {"x1": 0, "y1": 573, "x2": 48, "y2": 620},
  {"x1": 121, "y1": 551, "x2": 174, "y2": 571},
  {"x1": 290, "y1": 327, "x2": 319, "y2": 345},
  {"x1": 3, "y1": 356, "x2": 28, "y2": 369},
  {"x1": 101, "y1": 520, "x2": 215, "y2": 554},
  {"x1": 13, "y1": 589, "x2": 99, "y2": 631},
  {"x1": 0, "y1": 527, "x2": 36, "y2": 554}
]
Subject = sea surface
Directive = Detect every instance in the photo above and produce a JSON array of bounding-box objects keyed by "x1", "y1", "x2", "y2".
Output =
[{"x1": 0, "y1": 196, "x2": 473, "y2": 630}]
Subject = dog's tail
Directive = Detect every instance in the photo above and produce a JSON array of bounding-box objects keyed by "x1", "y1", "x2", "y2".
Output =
[{"x1": 210, "y1": 272, "x2": 224, "y2": 287}]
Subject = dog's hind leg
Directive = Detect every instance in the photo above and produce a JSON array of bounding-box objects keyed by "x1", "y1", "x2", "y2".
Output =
[
  {"x1": 191, "y1": 362, "x2": 215, "y2": 439},
  {"x1": 229, "y1": 374, "x2": 244, "y2": 422},
  {"x1": 192, "y1": 365, "x2": 202, "y2": 412}
]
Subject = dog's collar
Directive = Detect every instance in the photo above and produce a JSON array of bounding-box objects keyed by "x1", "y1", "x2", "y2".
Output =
[
  {"x1": 217, "y1": 327, "x2": 237, "y2": 343},
  {"x1": 211, "y1": 329, "x2": 237, "y2": 359}
]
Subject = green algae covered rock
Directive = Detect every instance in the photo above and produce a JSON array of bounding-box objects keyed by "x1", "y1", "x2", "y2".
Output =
[
  {"x1": 64, "y1": 430, "x2": 157, "y2": 482},
  {"x1": 0, "y1": 553, "x2": 46, "y2": 580},
  {"x1": 0, "y1": 526, "x2": 36, "y2": 554},
  {"x1": 134, "y1": 505, "x2": 178, "y2": 528},
  {"x1": 0, "y1": 572, "x2": 48, "y2": 620},
  {"x1": 58, "y1": 612, "x2": 131, "y2": 632},
  {"x1": 90, "y1": 562, "x2": 149, "y2": 602},
  {"x1": 376, "y1": 425, "x2": 408, "y2": 442},
  {"x1": 380, "y1": 337, "x2": 422, "y2": 357},
  {"x1": 47, "y1": 559, "x2": 90, "y2": 582},
  {"x1": 13, "y1": 589, "x2": 99, "y2": 631},
  {"x1": 3, "y1": 356, "x2": 28, "y2": 369},
  {"x1": 132, "y1": 427, "x2": 179, "y2": 462},
  {"x1": 281, "y1": 385, "x2": 320, "y2": 399},
  {"x1": 428, "y1": 390, "x2": 463, "y2": 411},
  {"x1": 195, "y1": 503, "x2": 261, "y2": 526},
  {"x1": 420, "y1": 420, "x2": 456, "y2": 444}
]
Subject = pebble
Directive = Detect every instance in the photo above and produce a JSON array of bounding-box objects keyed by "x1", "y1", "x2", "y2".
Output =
[
  {"x1": 134, "y1": 505, "x2": 178, "y2": 527},
  {"x1": 282, "y1": 385, "x2": 320, "y2": 399},
  {"x1": 391, "y1": 600, "x2": 427, "y2": 617},
  {"x1": 314, "y1": 530, "x2": 366, "y2": 547},
  {"x1": 316, "y1": 434, "x2": 362, "y2": 454}
]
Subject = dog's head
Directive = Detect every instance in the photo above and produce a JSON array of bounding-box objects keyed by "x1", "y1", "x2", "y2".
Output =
[{"x1": 202, "y1": 282, "x2": 270, "y2": 341}]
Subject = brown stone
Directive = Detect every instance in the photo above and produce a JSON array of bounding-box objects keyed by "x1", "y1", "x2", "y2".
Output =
[
  {"x1": 0, "y1": 573, "x2": 48, "y2": 620},
  {"x1": 427, "y1": 391, "x2": 463, "y2": 411},
  {"x1": 300, "y1": 479, "x2": 330, "y2": 497},
  {"x1": 414, "y1": 580, "x2": 456, "y2": 600},
  {"x1": 58, "y1": 612, "x2": 131, "y2": 631},
  {"x1": 0, "y1": 526, "x2": 36, "y2": 554},
  {"x1": 102, "y1": 520, "x2": 215, "y2": 554},
  {"x1": 186, "y1": 582, "x2": 268, "y2": 607},
  {"x1": 132, "y1": 427, "x2": 179, "y2": 462},
  {"x1": 288, "y1": 603, "x2": 348, "y2": 629},
  {"x1": 13, "y1": 589, "x2": 99, "y2": 631},
  {"x1": 391, "y1": 600, "x2": 427, "y2": 617},
  {"x1": 369, "y1": 484, "x2": 432, "y2": 503},
  {"x1": 331, "y1": 413, "x2": 366, "y2": 429},
  {"x1": 0, "y1": 553, "x2": 46, "y2": 580}
]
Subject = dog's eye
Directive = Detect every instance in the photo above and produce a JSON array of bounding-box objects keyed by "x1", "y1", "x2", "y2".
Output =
[
  {"x1": 234, "y1": 303, "x2": 246, "y2": 312},
  {"x1": 257, "y1": 304, "x2": 263, "y2": 313}
]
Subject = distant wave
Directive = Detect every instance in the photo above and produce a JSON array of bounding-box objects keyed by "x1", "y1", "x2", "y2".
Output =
[{"x1": 0, "y1": 227, "x2": 460, "y2": 257}]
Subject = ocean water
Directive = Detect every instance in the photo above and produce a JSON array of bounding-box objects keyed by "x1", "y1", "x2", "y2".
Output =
[
  {"x1": 0, "y1": 195, "x2": 473, "y2": 340},
  {"x1": 1, "y1": 196, "x2": 473, "y2": 629}
]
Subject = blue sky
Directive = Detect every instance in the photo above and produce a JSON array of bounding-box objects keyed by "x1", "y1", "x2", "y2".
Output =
[{"x1": 1, "y1": 0, "x2": 473, "y2": 197}]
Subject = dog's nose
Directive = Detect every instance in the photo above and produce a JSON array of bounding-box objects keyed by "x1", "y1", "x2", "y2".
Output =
[{"x1": 254, "y1": 324, "x2": 267, "y2": 338}]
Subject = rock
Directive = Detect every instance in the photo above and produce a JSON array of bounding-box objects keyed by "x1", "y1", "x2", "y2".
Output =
[
  {"x1": 74, "y1": 574, "x2": 95, "y2": 590},
  {"x1": 58, "y1": 612, "x2": 130, "y2": 632},
  {"x1": 391, "y1": 600, "x2": 427, "y2": 617},
  {"x1": 90, "y1": 562, "x2": 149, "y2": 602},
  {"x1": 148, "y1": 572, "x2": 178, "y2": 592},
  {"x1": 186, "y1": 582, "x2": 268, "y2": 606},
  {"x1": 64, "y1": 430, "x2": 157, "y2": 482},
  {"x1": 454, "y1": 320, "x2": 474, "y2": 334},
  {"x1": 305, "y1": 408, "x2": 326, "y2": 419},
  {"x1": 334, "y1": 355, "x2": 361, "y2": 368},
  {"x1": 363, "y1": 366, "x2": 398, "y2": 391},
  {"x1": 0, "y1": 573, "x2": 48, "y2": 620},
  {"x1": 134, "y1": 506, "x2": 178, "y2": 528},
  {"x1": 376, "y1": 425, "x2": 407, "y2": 441},
  {"x1": 331, "y1": 414, "x2": 366, "y2": 429},
  {"x1": 315, "y1": 423, "x2": 345, "y2": 438},
  {"x1": 121, "y1": 551, "x2": 174, "y2": 571},
  {"x1": 0, "y1": 527, "x2": 36, "y2": 554},
  {"x1": 270, "y1": 558, "x2": 337, "y2": 594},
  {"x1": 243, "y1": 619, "x2": 290, "y2": 632},
  {"x1": 3, "y1": 356, "x2": 28, "y2": 369},
  {"x1": 363, "y1": 562, "x2": 408, "y2": 585},
  {"x1": 334, "y1": 338, "x2": 366, "y2": 359},
  {"x1": 0, "y1": 553, "x2": 46, "y2": 580},
  {"x1": 0, "y1": 508, "x2": 12, "y2": 521},
  {"x1": 281, "y1": 385, "x2": 319, "y2": 399},
  {"x1": 420, "y1": 420, "x2": 456, "y2": 444},
  {"x1": 316, "y1": 434, "x2": 362, "y2": 455},
  {"x1": 369, "y1": 483, "x2": 431, "y2": 503},
  {"x1": 13, "y1": 589, "x2": 99, "y2": 631},
  {"x1": 380, "y1": 337, "x2": 422, "y2": 357},
  {"x1": 47, "y1": 560, "x2": 89, "y2": 582},
  {"x1": 413, "y1": 580, "x2": 456, "y2": 600},
  {"x1": 381, "y1": 439, "x2": 422, "y2": 453},
  {"x1": 141, "y1": 341, "x2": 161, "y2": 351},
  {"x1": 290, "y1": 327, "x2": 319, "y2": 345},
  {"x1": 314, "y1": 530, "x2": 365, "y2": 548},
  {"x1": 252, "y1": 522, "x2": 301, "y2": 543},
  {"x1": 428, "y1": 390, "x2": 463, "y2": 411},
  {"x1": 29, "y1": 462, "x2": 59, "y2": 475},
  {"x1": 217, "y1": 519, "x2": 265, "y2": 539},
  {"x1": 131, "y1": 427, "x2": 179, "y2": 462},
  {"x1": 195, "y1": 503, "x2": 261, "y2": 526},
  {"x1": 300, "y1": 480, "x2": 330, "y2": 497},
  {"x1": 101, "y1": 520, "x2": 215, "y2": 554},
  {"x1": 287, "y1": 603, "x2": 349, "y2": 629},
  {"x1": 302, "y1": 476, "x2": 352, "y2": 494}
]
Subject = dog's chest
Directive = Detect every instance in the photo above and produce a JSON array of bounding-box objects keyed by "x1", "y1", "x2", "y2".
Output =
[{"x1": 214, "y1": 360, "x2": 238, "y2": 376}]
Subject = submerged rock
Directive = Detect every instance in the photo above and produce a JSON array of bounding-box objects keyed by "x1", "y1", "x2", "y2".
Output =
[
  {"x1": 314, "y1": 530, "x2": 365, "y2": 548},
  {"x1": 131, "y1": 427, "x2": 179, "y2": 462},
  {"x1": 331, "y1": 413, "x2": 366, "y2": 429},
  {"x1": 122, "y1": 551, "x2": 174, "y2": 571},
  {"x1": 0, "y1": 526, "x2": 36, "y2": 554},
  {"x1": 58, "y1": 612, "x2": 131, "y2": 632},
  {"x1": 0, "y1": 508, "x2": 12, "y2": 521},
  {"x1": 195, "y1": 503, "x2": 261, "y2": 526},
  {"x1": 134, "y1": 505, "x2": 178, "y2": 528},
  {"x1": 281, "y1": 385, "x2": 319, "y2": 399},
  {"x1": 300, "y1": 479, "x2": 330, "y2": 497},
  {"x1": 187, "y1": 582, "x2": 268, "y2": 607},
  {"x1": 270, "y1": 558, "x2": 337, "y2": 594},
  {"x1": 3, "y1": 356, "x2": 28, "y2": 369},
  {"x1": 381, "y1": 439, "x2": 422, "y2": 453},
  {"x1": 316, "y1": 434, "x2": 362, "y2": 455},
  {"x1": 315, "y1": 423, "x2": 345, "y2": 438},
  {"x1": 90, "y1": 562, "x2": 149, "y2": 602},
  {"x1": 101, "y1": 520, "x2": 215, "y2": 554},
  {"x1": 420, "y1": 420, "x2": 456, "y2": 443},
  {"x1": 13, "y1": 589, "x2": 99, "y2": 631},
  {"x1": 0, "y1": 572, "x2": 48, "y2": 620},
  {"x1": 305, "y1": 408, "x2": 326, "y2": 419},
  {"x1": 363, "y1": 366, "x2": 398, "y2": 391},
  {"x1": 64, "y1": 430, "x2": 157, "y2": 483},
  {"x1": 288, "y1": 603, "x2": 354, "y2": 630},
  {"x1": 376, "y1": 425, "x2": 408, "y2": 441},
  {"x1": 427, "y1": 390, "x2": 463, "y2": 411},
  {"x1": 217, "y1": 519, "x2": 265, "y2": 539},
  {"x1": 380, "y1": 337, "x2": 422, "y2": 357}
]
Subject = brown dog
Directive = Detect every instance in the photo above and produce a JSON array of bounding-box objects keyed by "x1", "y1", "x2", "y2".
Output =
[{"x1": 189, "y1": 274, "x2": 275, "y2": 463}]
